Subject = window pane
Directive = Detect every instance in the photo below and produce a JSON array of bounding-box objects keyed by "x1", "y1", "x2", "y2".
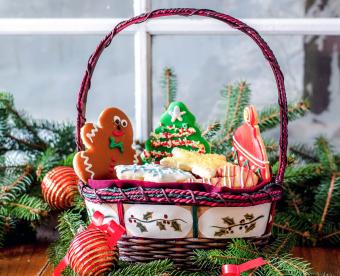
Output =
[
  {"x1": 0, "y1": 0, "x2": 133, "y2": 18},
  {"x1": 152, "y1": 0, "x2": 340, "y2": 18},
  {"x1": 152, "y1": 35, "x2": 340, "y2": 149},
  {"x1": 0, "y1": 35, "x2": 135, "y2": 126}
]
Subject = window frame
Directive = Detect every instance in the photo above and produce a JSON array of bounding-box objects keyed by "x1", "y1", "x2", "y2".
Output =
[{"x1": 1, "y1": 0, "x2": 340, "y2": 140}]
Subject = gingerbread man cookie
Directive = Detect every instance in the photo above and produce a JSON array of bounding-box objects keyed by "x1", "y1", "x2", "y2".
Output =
[{"x1": 73, "y1": 107, "x2": 135, "y2": 182}]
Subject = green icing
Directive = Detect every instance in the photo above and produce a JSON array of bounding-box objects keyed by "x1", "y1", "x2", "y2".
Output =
[
  {"x1": 109, "y1": 136, "x2": 124, "y2": 153},
  {"x1": 142, "y1": 101, "x2": 211, "y2": 163}
]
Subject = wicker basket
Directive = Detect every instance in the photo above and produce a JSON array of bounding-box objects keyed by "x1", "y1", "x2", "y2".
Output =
[{"x1": 75, "y1": 9, "x2": 288, "y2": 268}]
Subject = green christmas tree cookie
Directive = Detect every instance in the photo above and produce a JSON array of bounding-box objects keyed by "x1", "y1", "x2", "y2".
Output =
[{"x1": 142, "y1": 101, "x2": 211, "y2": 163}]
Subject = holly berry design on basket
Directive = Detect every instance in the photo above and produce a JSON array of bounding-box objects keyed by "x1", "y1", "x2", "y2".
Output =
[
  {"x1": 41, "y1": 166, "x2": 79, "y2": 210},
  {"x1": 53, "y1": 211, "x2": 125, "y2": 276},
  {"x1": 232, "y1": 105, "x2": 272, "y2": 183},
  {"x1": 142, "y1": 101, "x2": 210, "y2": 163},
  {"x1": 128, "y1": 211, "x2": 187, "y2": 233},
  {"x1": 73, "y1": 107, "x2": 136, "y2": 182}
]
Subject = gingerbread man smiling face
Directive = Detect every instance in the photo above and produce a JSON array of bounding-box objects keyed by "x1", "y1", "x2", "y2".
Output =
[{"x1": 73, "y1": 107, "x2": 135, "y2": 182}]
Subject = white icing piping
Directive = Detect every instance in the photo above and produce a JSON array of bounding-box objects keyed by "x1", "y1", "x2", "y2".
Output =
[
  {"x1": 240, "y1": 165, "x2": 244, "y2": 188},
  {"x1": 81, "y1": 152, "x2": 95, "y2": 179},
  {"x1": 227, "y1": 165, "x2": 232, "y2": 188},
  {"x1": 233, "y1": 136, "x2": 269, "y2": 168},
  {"x1": 86, "y1": 125, "x2": 99, "y2": 143}
]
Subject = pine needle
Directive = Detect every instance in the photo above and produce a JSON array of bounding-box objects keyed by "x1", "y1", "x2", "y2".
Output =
[
  {"x1": 161, "y1": 67, "x2": 177, "y2": 110},
  {"x1": 259, "y1": 101, "x2": 309, "y2": 132},
  {"x1": 109, "y1": 260, "x2": 174, "y2": 276}
]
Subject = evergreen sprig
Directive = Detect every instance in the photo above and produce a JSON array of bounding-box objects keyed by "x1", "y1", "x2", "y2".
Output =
[
  {"x1": 193, "y1": 238, "x2": 312, "y2": 275},
  {"x1": 56, "y1": 210, "x2": 86, "y2": 243},
  {"x1": 109, "y1": 260, "x2": 174, "y2": 276},
  {"x1": 161, "y1": 67, "x2": 177, "y2": 110},
  {"x1": 202, "y1": 122, "x2": 221, "y2": 140},
  {"x1": 289, "y1": 143, "x2": 319, "y2": 162},
  {"x1": 221, "y1": 81, "x2": 251, "y2": 137},
  {"x1": 0, "y1": 91, "x2": 76, "y2": 246},
  {"x1": 259, "y1": 101, "x2": 309, "y2": 132},
  {"x1": 7, "y1": 194, "x2": 49, "y2": 221}
]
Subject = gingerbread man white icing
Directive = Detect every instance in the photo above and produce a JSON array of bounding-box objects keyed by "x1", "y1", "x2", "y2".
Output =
[{"x1": 73, "y1": 107, "x2": 135, "y2": 182}]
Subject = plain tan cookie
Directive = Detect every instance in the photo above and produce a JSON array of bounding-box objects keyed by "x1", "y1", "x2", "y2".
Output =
[
  {"x1": 73, "y1": 107, "x2": 135, "y2": 182},
  {"x1": 160, "y1": 148, "x2": 228, "y2": 178},
  {"x1": 215, "y1": 163, "x2": 259, "y2": 188}
]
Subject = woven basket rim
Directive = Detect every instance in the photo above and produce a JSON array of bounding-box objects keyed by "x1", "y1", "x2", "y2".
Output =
[
  {"x1": 86, "y1": 178, "x2": 277, "y2": 194},
  {"x1": 80, "y1": 180, "x2": 283, "y2": 207}
]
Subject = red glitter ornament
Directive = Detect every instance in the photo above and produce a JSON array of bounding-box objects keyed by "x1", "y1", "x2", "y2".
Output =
[{"x1": 41, "y1": 166, "x2": 79, "y2": 210}]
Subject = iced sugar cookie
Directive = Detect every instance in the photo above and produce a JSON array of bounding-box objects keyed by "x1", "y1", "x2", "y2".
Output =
[
  {"x1": 232, "y1": 105, "x2": 272, "y2": 183},
  {"x1": 142, "y1": 102, "x2": 210, "y2": 163},
  {"x1": 115, "y1": 164, "x2": 194, "y2": 183},
  {"x1": 73, "y1": 107, "x2": 135, "y2": 182}
]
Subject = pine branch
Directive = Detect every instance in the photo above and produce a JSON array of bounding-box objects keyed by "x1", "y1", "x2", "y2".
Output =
[
  {"x1": 223, "y1": 85, "x2": 232, "y2": 130},
  {"x1": 222, "y1": 81, "x2": 250, "y2": 137},
  {"x1": 314, "y1": 136, "x2": 337, "y2": 172},
  {"x1": 318, "y1": 223, "x2": 340, "y2": 246},
  {"x1": 313, "y1": 174, "x2": 340, "y2": 232},
  {"x1": 0, "y1": 207, "x2": 16, "y2": 247},
  {"x1": 35, "y1": 149, "x2": 60, "y2": 180},
  {"x1": 289, "y1": 143, "x2": 319, "y2": 162},
  {"x1": 62, "y1": 152, "x2": 76, "y2": 167},
  {"x1": 264, "y1": 233, "x2": 296, "y2": 256},
  {"x1": 72, "y1": 195, "x2": 86, "y2": 211},
  {"x1": 259, "y1": 101, "x2": 309, "y2": 132},
  {"x1": 285, "y1": 185, "x2": 302, "y2": 216},
  {"x1": 109, "y1": 260, "x2": 174, "y2": 276},
  {"x1": 0, "y1": 166, "x2": 33, "y2": 202},
  {"x1": 266, "y1": 254, "x2": 311, "y2": 276},
  {"x1": 48, "y1": 209, "x2": 87, "y2": 270},
  {"x1": 273, "y1": 222, "x2": 312, "y2": 240},
  {"x1": 283, "y1": 163, "x2": 326, "y2": 187},
  {"x1": 202, "y1": 122, "x2": 221, "y2": 140},
  {"x1": 48, "y1": 240, "x2": 72, "y2": 268},
  {"x1": 264, "y1": 138, "x2": 279, "y2": 153},
  {"x1": 192, "y1": 239, "x2": 312, "y2": 275},
  {"x1": 49, "y1": 123, "x2": 76, "y2": 157},
  {"x1": 6, "y1": 133, "x2": 46, "y2": 151},
  {"x1": 57, "y1": 210, "x2": 86, "y2": 243},
  {"x1": 161, "y1": 67, "x2": 177, "y2": 110},
  {"x1": 319, "y1": 229, "x2": 340, "y2": 242},
  {"x1": 7, "y1": 194, "x2": 49, "y2": 220},
  {"x1": 6, "y1": 104, "x2": 48, "y2": 149},
  {"x1": 317, "y1": 173, "x2": 338, "y2": 232}
]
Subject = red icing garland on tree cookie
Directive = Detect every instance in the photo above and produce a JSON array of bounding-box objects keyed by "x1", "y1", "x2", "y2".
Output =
[{"x1": 142, "y1": 102, "x2": 210, "y2": 163}]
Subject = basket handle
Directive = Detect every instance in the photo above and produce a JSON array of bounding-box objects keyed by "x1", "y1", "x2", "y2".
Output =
[{"x1": 76, "y1": 8, "x2": 288, "y2": 184}]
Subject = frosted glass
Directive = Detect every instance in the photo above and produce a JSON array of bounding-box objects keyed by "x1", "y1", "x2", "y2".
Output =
[
  {"x1": 0, "y1": 35, "x2": 135, "y2": 126},
  {"x1": 152, "y1": 35, "x2": 340, "y2": 149},
  {"x1": 152, "y1": 0, "x2": 340, "y2": 18},
  {"x1": 0, "y1": 0, "x2": 133, "y2": 18}
]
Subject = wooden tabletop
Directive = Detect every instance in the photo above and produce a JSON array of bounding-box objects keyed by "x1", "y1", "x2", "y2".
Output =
[{"x1": 0, "y1": 244, "x2": 339, "y2": 275}]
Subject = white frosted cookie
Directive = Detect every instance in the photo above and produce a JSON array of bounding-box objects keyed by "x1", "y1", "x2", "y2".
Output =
[{"x1": 115, "y1": 164, "x2": 195, "y2": 183}]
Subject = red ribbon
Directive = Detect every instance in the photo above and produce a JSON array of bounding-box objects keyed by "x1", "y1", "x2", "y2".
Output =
[
  {"x1": 53, "y1": 211, "x2": 125, "y2": 276},
  {"x1": 221, "y1": 257, "x2": 266, "y2": 276}
]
